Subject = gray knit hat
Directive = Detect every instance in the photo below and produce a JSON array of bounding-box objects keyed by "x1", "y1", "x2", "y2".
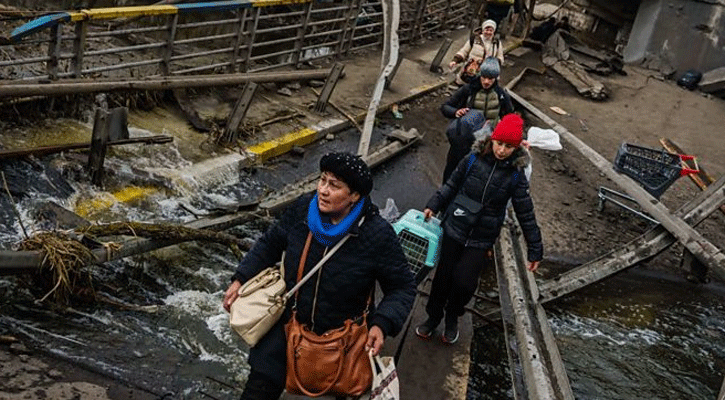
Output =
[
  {"x1": 319, "y1": 152, "x2": 373, "y2": 196},
  {"x1": 478, "y1": 57, "x2": 500, "y2": 79}
]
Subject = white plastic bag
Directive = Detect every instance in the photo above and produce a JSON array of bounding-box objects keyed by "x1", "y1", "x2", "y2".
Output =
[
  {"x1": 379, "y1": 198, "x2": 400, "y2": 223},
  {"x1": 526, "y1": 127, "x2": 562, "y2": 151},
  {"x1": 368, "y1": 351, "x2": 399, "y2": 400}
]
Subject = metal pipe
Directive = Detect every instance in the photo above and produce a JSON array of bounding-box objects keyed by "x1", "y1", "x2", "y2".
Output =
[
  {"x1": 170, "y1": 47, "x2": 234, "y2": 62},
  {"x1": 85, "y1": 42, "x2": 166, "y2": 57},
  {"x1": 176, "y1": 17, "x2": 239, "y2": 29},
  {"x1": 87, "y1": 26, "x2": 165, "y2": 38},
  {"x1": 173, "y1": 32, "x2": 237, "y2": 46},
  {"x1": 82, "y1": 58, "x2": 163, "y2": 74}
]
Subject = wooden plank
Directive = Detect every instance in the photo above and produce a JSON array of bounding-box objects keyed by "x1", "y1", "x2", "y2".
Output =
[
  {"x1": 429, "y1": 38, "x2": 452, "y2": 73},
  {"x1": 313, "y1": 63, "x2": 345, "y2": 113},
  {"x1": 0, "y1": 135, "x2": 172, "y2": 160},
  {"x1": 390, "y1": 283, "x2": 473, "y2": 400},
  {"x1": 659, "y1": 137, "x2": 725, "y2": 217},
  {"x1": 88, "y1": 109, "x2": 109, "y2": 187},
  {"x1": 0, "y1": 70, "x2": 331, "y2": 98},
  {"x1": 509, "y1": 89, "x2": 725, "y2": 282},
  {"x1": 222, "y1": 81, "x2": 258, "y2": 143},
  {"x1": 384, "y1": 53, "x2": 404, "y2": 89},
  {"x1": 538, "y1": 174, "x2": 725, "y2": 303}
]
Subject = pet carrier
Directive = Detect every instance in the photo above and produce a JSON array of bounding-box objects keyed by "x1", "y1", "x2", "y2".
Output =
[{"x1": 392, "y1": 209, "x2": 443, "y2": 283}]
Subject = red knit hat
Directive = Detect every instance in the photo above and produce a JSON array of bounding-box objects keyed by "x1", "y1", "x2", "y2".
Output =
[{"x1": 491, "y1": 114, "x2": 524, "y2": 146}]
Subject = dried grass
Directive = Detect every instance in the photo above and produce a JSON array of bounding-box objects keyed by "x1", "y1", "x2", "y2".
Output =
[{"x1": 18, "y1": 231, "x2": 94, "y2": 305}]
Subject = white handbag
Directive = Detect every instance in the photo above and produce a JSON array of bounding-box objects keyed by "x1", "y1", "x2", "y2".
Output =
[
  {"x1": 229, "y1": 254, "x2": 287, "y2": 347},
  {"x1": 368, "y1": 351, "x2": 400, "y2": 400},
  {"x1": 230, "y1": 228, "x2": 356, "y2": 347}
]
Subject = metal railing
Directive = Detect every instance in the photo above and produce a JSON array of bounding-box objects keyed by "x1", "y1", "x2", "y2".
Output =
[{"x1": 0, "y1": 0, "x2": 470, "y2": 83}]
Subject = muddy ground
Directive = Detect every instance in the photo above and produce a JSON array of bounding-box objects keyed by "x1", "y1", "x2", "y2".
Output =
[{"x1": 2, "y1": 34, "x2": 725, "y2": 400}]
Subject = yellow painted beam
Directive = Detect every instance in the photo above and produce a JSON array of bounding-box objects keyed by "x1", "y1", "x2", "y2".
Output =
[
  {"x1": 69, "y1": 6, "x2": 178, "y2": 21},
  {"x1": 75, "y1": 186, "x2": 157, "y2": 218},
  {"x1": 252, "y1": 0, "x2": 311, "y2": 7},
  {"x1": 246, "y1": 127, "x2": 318, "y2": 163}
]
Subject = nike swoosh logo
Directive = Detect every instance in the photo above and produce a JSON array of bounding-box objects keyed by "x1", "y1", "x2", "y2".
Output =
[{"x1": 453, "y1": 209, "x2": 465, "y2": 217}]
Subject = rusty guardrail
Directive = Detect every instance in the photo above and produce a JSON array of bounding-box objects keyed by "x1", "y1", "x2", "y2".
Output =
[{"x1": 1, "y1": 0, "x2": 469, "y2": 86}]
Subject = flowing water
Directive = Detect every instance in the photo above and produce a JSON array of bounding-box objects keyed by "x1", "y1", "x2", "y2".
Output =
[
  {"x1": 467, "y1": 268, "x2": 725, "y2": 400},
  {"x1": 1, "y1": 116, "x2": 724, "y2": 399}
]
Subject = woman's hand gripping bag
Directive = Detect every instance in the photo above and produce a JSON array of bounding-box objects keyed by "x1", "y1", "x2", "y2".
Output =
[{"x1": 229, "y1": 263, "x2": 286, "y2": 347}]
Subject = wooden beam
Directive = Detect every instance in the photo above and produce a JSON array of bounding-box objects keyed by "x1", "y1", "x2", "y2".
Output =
[
  {"x1": 221, "y1": 81, "x2": 258, "y2": 144},
  {"x1": 509, "y1": 89, "x2": 725, "y2": 282},
  {"x1": 429, "y1": 38, "x2": 452, "y2": 73},
  {"x1": 313, "y1": 63, "x2": 345, "y2": 113},
  {"x1": 0, "y1": 135, "x2": 173, "y2": 160},
  {"x1": 0, "y1": 69, "x2": 331, "y2": 98},
  {"x1": 88, "y1": 109, "x2": 109, "y2": 187},
  {"x1": 0, "y1": 211, "x2": 259, "y2": 274}
]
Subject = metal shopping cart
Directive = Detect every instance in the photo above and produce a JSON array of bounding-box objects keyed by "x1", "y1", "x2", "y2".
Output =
[
  {"x1": 598, "y1": 142, "x2": 699, "y2": 221},
  {"x1": 392, "y1": 209, "x2": 443, "y2": 284}
]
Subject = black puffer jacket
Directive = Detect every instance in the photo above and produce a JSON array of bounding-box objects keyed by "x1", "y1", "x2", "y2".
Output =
[
  {"x1": 233, "y1": 193, "x2": 416, "y2": 338},
  {"x1": 441, "y1": 78, "x2": 514, "y2": 120},
  {"x1": 425, "y1": 137, "x2": 543, "y2": 261}
]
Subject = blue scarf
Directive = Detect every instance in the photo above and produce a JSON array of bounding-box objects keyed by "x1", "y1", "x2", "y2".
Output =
[{"x1": 307, "y1": 193, "x2": 365, "y2": 246}]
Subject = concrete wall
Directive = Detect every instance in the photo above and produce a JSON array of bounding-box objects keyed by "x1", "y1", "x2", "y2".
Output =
[{"x1": 624, "y1": 0, "x2": 725, "y2": 76}]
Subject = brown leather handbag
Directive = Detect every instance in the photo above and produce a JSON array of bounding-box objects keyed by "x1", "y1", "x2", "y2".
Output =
[
  {"x1": 284, "y1": 232, "x2": 373, "y2": 397},
  {"x1": 285, "y1": 311, "x2": 372, "y2": 397}
]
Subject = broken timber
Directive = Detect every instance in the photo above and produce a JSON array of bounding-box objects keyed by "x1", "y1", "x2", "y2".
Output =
[
  {"x1": 0, "y1": 70, "x2": 331, "y2": 98},
  {"x1": 0, "y1": 212, "x2": 260, "y2": 275},
  {"x1": 313, "y1": 63, "x2": 344, "y2": 113},
  {"x1": 220, "y1": 81, "x2": 259, "y2": 144},
  {"x1": 0, "y1": 135, "x2": 173, "y2": 160},
  {"x1": 496, "y1": 219, "x2": 574, "y2": 400},
  {"x1": 509, "y1": 89, "x2": 725, "y2": 283},
  {"x1": 357, "y1": 0, "x2": 399, "y2": 157}
]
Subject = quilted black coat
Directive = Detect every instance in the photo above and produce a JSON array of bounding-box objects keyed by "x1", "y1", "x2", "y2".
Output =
[
  {"x1": 440, "y1": 78, "x2": 514, "y2": 120},
  {"x1": 425, "y1": 137, "x2": 543, "y2": 262},
  {"x1": 233, "y1": 193, "x2": 416, "y2": 338}
]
